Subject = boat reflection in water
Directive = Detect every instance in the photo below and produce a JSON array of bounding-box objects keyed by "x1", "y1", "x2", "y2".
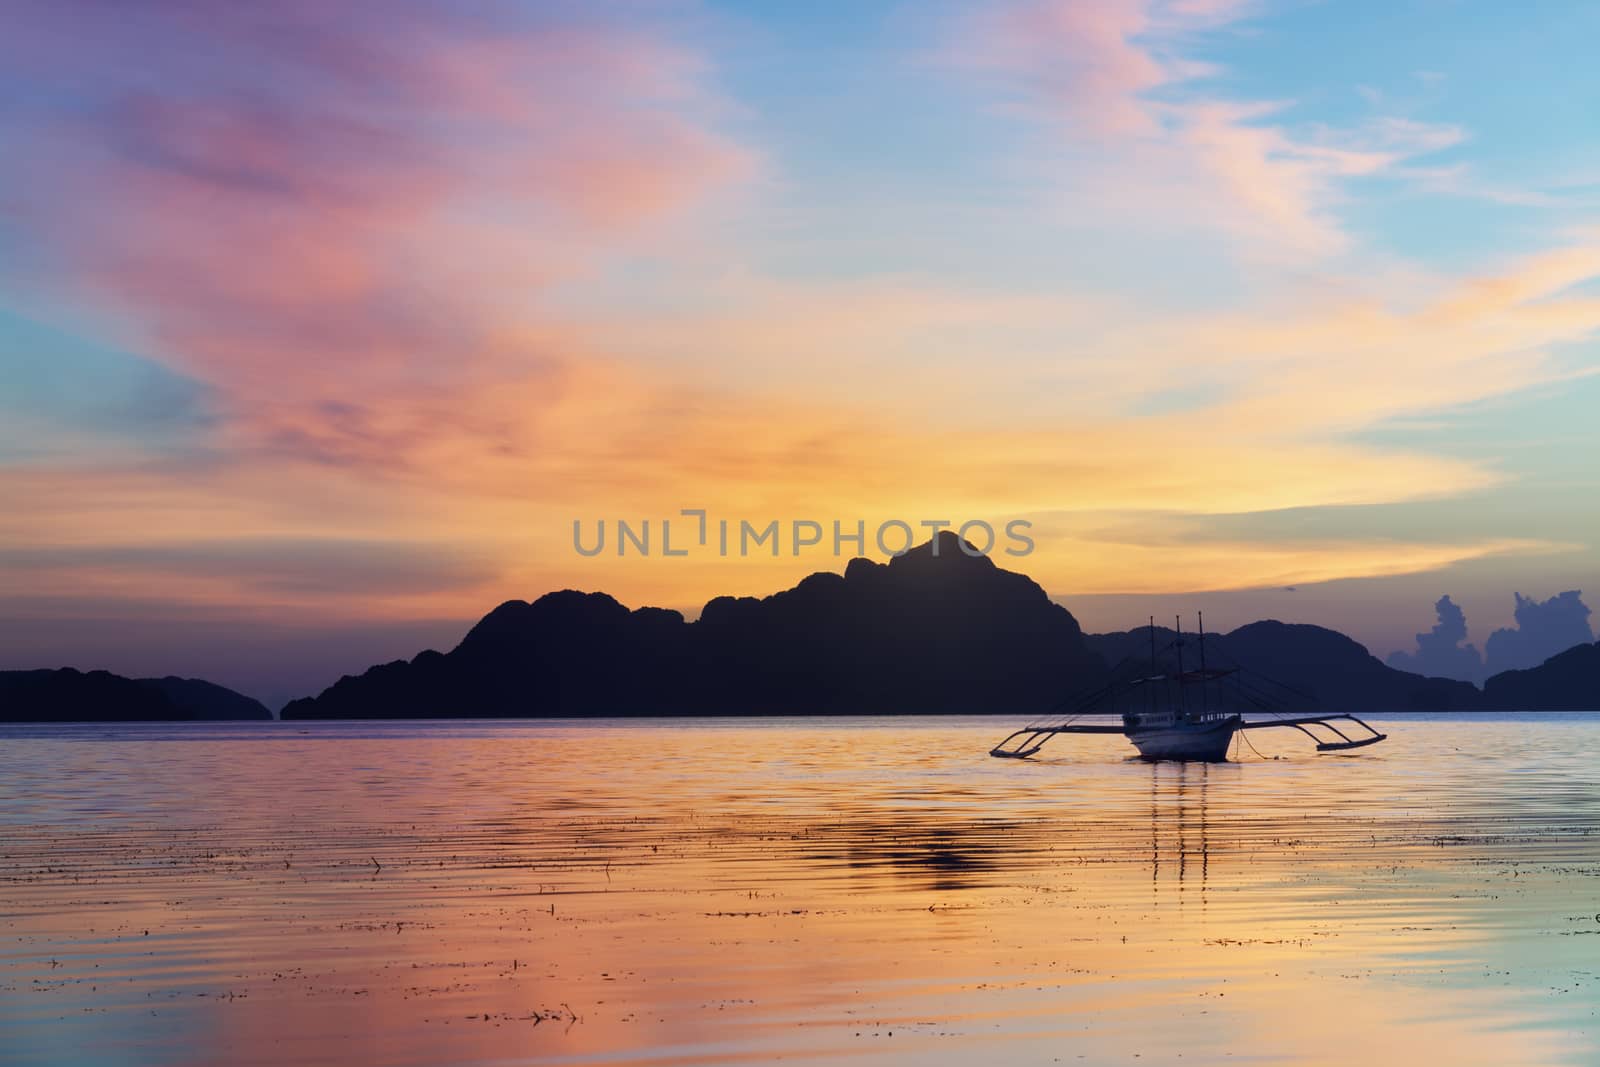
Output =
[{"x1": 1149, "y1": 761, "x2": 1210, "y2": 902}]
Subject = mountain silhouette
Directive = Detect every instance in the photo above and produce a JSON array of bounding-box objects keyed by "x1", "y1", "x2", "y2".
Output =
[
  {"x1": 1222, "y1": 621, "x2": 1480, "y2": 711},
  {"x1": 283, "y1": 533, "x2": 1105, "y2": 718},
  {"x1": 1482, "y1": 641, "x2": 1600, "y2": 710},
  {"x1": 0, "y1": 669, "x2": 272, "y2": 722},
  {"x1": 1087, "y1": 621, "x2": 1481, "y2": 712},
  {"x1": 284, "y1": 534, "x2": 1502, "y2": 719}
]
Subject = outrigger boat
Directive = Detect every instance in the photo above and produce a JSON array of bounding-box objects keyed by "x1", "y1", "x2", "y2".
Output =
[{"x1": 990, "y1": 615, "x2": 1387, "y2": 762}]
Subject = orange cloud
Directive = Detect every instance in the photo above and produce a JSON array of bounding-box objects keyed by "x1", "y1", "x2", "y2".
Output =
[{"x1": 8, "y1": 225, "x2": 1599, "y2": 621}]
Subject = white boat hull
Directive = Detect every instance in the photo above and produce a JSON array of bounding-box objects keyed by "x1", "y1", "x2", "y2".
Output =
[{"x1": 1127, "y1": 717, "x2": 1239, "y2": 761}]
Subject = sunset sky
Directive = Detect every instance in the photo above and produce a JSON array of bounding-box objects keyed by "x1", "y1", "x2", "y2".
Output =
[{"x1": 3, "y1": 1, "x2": 1599, "y2": 705}]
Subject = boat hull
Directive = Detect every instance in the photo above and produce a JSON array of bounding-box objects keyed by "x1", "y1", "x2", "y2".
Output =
[{"x1": 1127, "y1": 717, "x2": 1239, "y2": 762}]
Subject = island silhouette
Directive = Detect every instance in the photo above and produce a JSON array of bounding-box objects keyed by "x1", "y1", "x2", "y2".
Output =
[
  {"x1": 1483, "y1": 641, "x2": 1600, "y2": 710},
  {"x1": 5, "y1": 533, "x2": 1596, "y2": 722},
  {"x1": 277, "y1": 533, "x2": 1590, "y2": 719},
  {"x1": 0, "y1": 669, "x2": 271, "y2": 722}
]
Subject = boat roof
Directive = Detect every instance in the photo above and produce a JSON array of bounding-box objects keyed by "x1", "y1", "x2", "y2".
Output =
[{"x1": 1125, "y1": 667, "x2": 1239, "y2": 686}]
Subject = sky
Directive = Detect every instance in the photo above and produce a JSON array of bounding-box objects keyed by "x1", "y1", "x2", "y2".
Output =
[{"x1": 3, "y1": 0, "x2": 1599, "y2": 707}]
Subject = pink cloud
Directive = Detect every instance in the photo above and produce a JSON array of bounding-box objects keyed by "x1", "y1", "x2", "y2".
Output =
[
  {"x1": 954, "y1": 0, "x2": 1460, "y2": 258},
  {"x1": 2, "y1": 1, "x2": 754, "y2": 439},
  {"x1": 973, "y1": 0, "x2": 1164, "y2": 136}
]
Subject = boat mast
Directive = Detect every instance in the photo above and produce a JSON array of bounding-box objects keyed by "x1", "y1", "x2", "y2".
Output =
[
  {"x1": 1198, "y1": 611, "x2": 1208, "y2": 718},
  {"x1": 1148, "y1": 616, "x2": 1157, "y2": 717},
  {"x1": 1174, "y1": 615, "x2": 1187, "y2": 718}
]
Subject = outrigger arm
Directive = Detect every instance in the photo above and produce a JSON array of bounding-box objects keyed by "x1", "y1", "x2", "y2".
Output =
[
  {"x1": 1237, "y1": 713, "x2": 1387, "y2": 752},
  {"x1": 989, "y1": 723, "x2": 1124, "y2": 758}
]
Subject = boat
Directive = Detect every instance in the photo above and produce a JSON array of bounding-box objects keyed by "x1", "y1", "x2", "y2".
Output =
[{"x1": 990, "y1": 615, "x2": 1387, "y2": 762}]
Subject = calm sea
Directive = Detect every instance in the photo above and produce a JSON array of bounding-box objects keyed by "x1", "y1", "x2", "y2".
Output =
[{"x1": 2, "y1": 715, "x2": 1598, "y2": 1066}]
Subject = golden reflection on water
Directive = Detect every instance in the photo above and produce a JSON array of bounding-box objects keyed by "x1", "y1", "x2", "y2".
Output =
[{"x1": 2, "y1": 717, "x2": 1598, "y2": 1066}]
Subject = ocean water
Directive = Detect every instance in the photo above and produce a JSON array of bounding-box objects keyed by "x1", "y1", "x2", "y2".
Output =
[{"x1": 1, "y1": 715, "x2": 1598, "y2": 1066}]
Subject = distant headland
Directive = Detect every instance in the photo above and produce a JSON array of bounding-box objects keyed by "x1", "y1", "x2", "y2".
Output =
[
  {"x1": 4, "y1": 533, "x2": 1596, "y2": 723},
  {"x1": 0, "y1": 669, "x2": 271, "y2": 723}
]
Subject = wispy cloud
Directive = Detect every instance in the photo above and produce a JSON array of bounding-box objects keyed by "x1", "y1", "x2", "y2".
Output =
[{"x1": 952, "y1": 0, "x2": 1464, "y2": 257}]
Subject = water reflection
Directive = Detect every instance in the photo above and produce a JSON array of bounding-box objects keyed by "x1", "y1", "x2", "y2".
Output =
[
  {"x1": 1150, "y1": 761, "x2": 1211, "y2": 904},
  {"x1": 1, "y1": 717, "x2": 1598, "y2": 1066},
  {"x1": 844, "y1": 823, "x2": 998, "y2": 892}
]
